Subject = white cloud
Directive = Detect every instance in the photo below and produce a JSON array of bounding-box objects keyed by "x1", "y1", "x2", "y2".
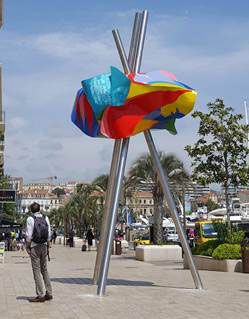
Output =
[
  {"x1": 8, "y1": 116, "x2": 28, "y2": 130},
  {"x1": 37, "y1": 139, "x2": 63, "y2": 151},
  {"x1": 3, "y1": 11, "x2": 249, "y2": 182},
  {"x1": 32, "y1": 32, "x2": 115, "y2": 61}
]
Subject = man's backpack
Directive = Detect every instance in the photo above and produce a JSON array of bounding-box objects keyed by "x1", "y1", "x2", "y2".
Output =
[{"x1": 32, "y1": 215, "x2": 49, "y2": 244}]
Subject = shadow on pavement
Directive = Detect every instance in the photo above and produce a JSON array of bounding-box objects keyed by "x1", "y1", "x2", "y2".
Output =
[
  {"x1": 51, "y1": 277, "x2": 164, "y2": 287},
  {"x1": 16, "y1": 296, "x2": 30, "y2": 301}
]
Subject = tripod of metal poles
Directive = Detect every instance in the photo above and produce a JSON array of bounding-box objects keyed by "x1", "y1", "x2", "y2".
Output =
[{"x1": 93, "y1": 10, "x2": 203, "y2": 297}]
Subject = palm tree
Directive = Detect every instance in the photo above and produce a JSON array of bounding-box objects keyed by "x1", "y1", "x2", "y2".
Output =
[
  {"x1": 128, "y1": 152, "x2": 190, "y2": 244},
  {"x1": 64, "y1": 183, "x2": 103, "y2": 238}
]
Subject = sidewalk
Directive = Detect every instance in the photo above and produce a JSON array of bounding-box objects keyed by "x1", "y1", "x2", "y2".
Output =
[{"x1": 1, "y1": 244, "x2": 249, "y2": 319}]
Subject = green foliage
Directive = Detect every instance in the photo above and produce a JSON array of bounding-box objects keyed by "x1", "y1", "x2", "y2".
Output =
[
  {"x1": 185, "y1": 99, "x2": 249, "y2": 226},
  {"x1": 213, "y1": 223, "x2": 228, "y2": 242},
  {"x1": 213, "y1": 223, "x2": 245, "y2": 244},
  {"x1": 0, "y1": 175, "x2": 16, "y2": 222},
  {"x1": 225, "y1": 230, "x2": 245, "y2": 244},
  {"x1": 52, "y1": 187, "x2": 66, "y2": 197},
  {"x1": 192, "y1": 239, "x2": 221, "y2": 256},
  {"x1": 212, "y1": 244, "x2": 241, "y2": 260},
  {"x1": 206, "y1": 199, "x2": 219, "y2": 212},
  {"x1": 128, "y1": 152, "x2": 191, "y2": 244}
]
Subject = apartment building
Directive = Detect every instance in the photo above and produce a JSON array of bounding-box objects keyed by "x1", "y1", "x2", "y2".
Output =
[
  {"x1": 17, "y1": 189, "x2": 59, "y2": 214},
  {"x1": 0, "y1": 1, "x2": 5, "y2": 178},
  {"x1": 126, "y1": 191, "x2": 154, "y2": 216}
]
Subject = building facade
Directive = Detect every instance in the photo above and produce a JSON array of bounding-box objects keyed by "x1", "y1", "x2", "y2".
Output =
[
  {"x1": 22, "y1": 182, "x2": 54, "y2": 193},
  {"x1": 17, "y1": 189, "x2": 60, "y2": 214},
  {"x1": 126, "y1": 191, "x2": 154, "y2": 217},
  {"x1": 9, "y1": 177, "x2": 23, "y2": 192},
  {"x1": 0, "y1": 0, "x2": 4, "y2": 178}
]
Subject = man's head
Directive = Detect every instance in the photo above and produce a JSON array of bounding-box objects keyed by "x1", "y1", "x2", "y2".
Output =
[{"x1": 30, "y1": 202, "x2": 40, "y2": 213}]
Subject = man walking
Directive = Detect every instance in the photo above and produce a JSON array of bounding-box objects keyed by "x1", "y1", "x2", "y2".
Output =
[{"x1": 26, "y1": 202, "x2": 53, "y2": 302}]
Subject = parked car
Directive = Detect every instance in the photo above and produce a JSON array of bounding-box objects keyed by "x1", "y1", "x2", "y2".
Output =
[
  {"x1": 133, "y1": 234, "x2": 150, "y2": 249},
  {"x1": 163, "y1": 227, "x2": 179, "y2": 242}
]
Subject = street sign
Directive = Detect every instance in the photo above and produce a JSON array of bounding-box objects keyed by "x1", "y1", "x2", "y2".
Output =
[{"x1": 0, "y1": 189, "x2": 16, "y2": 203}]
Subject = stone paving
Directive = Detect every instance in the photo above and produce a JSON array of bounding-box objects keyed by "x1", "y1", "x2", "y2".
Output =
[{"x1": 1, "y1": 244, "x2": 249, "y2": 319}]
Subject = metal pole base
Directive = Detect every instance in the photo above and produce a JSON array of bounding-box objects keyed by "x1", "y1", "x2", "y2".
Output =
[{"x1": 144, "y1": 130, "x2": 203, "y2": 290}]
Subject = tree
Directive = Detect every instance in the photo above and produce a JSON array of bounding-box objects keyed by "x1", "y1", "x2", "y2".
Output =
[
  {"x1": 52, "y1": 187, "x2": 66, "y2": 198},
  {"x1": 92, "y1": 174, "x2": 135, "y2": 232},
  {"x1": 0, "y1": 176, "x2": 16, "y2": 222},
  {"x1": 206, "y1": 198, "x2": 219, "y2": 212},
  {"x1": 128, "y1": 152, "x2": 189, "y2": 244},
  {"x1": 185, "y1": 99, "x2": 249, "y2": 229}
]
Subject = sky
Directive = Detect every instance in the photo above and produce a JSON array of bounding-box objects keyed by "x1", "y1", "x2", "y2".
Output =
[{"x1": 1, "y1": 0, "x2": 249, "y2": 184}]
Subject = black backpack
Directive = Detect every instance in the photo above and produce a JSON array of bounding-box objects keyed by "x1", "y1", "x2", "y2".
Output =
[{"x1": 32, "y1": 215, "x2": 49, "y2": 244}]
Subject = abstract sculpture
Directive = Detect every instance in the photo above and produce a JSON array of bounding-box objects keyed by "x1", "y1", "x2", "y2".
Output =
[
  {"x1": 72, "y1": 67, "x2": 197, "y2": 139},
  {"x1": 72, "y1": 10, "x2": 203, "y2": 296}
]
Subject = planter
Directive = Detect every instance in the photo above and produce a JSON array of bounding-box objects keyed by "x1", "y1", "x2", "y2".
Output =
[
  {"x1": 136, "y1": 245, "x2": 182, "y2": 262},
  {"x1": 183, "y1": 255, "x2": 242, "y2": 272}
]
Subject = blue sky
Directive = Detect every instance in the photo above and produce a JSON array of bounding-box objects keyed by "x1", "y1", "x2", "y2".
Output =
[{"x1": 1, "y1": 0, "x2": 249, "y2": 183}]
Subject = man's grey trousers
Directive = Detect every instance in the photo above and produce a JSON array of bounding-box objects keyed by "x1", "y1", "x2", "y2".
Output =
[{"x1": 30, "y1": 244, "x2": 52, "y2": 297}]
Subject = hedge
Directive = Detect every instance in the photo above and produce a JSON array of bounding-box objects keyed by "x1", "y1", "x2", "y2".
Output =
[
  {"x1": 212, "y1": 244, "x2": 241, "y2": 260},
  {"x1": 192, "y1": 240, "x2": 220, "y2": 257}
]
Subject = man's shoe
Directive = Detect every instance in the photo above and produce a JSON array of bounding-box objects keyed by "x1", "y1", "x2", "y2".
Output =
[
  {"x1": 45, "y1": 294, "x2": 53, "y2": 301},
  {"x1": 29, "y1": 296, "x2": 46, "y2": 303}
]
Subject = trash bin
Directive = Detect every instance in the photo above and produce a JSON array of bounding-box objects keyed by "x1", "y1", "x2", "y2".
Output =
[
  {"x1": 111, "y1": 240, "x2": 115, "y2": 255},
  {"x1": 241, "y1": 240, "x2": 249, "y2": 273},
  {"x1": 115, "y1": 240, "x2": 122, "y2": 255}
]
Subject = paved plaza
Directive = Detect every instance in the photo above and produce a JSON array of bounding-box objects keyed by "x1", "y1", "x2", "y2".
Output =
[{"x1": 1, "y1": 244, "x2": 249, "y2": 319}]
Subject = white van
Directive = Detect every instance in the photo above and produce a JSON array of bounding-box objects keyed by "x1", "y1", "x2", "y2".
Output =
[{"x1": 164, "y1": 226, "x2": 179, "y2": 242}]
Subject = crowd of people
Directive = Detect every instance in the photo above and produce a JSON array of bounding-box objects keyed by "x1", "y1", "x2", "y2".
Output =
[{"x1": 0, "y1": 230, "x2": 25, "y2": 251}]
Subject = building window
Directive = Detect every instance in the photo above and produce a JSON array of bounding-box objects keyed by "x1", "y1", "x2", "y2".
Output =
[
  {"x1": 139, "y1": 200, "x2": 142, "y2": 203},
  {"x1": 144, "y1": 208, "x2": 146, "y2": 213},
  {"x1": 144, "y1": 199, "x2": 146, "y2": 204},
  {"x1": 150, "y1": 200, "x2": 152, "y2": 204}
]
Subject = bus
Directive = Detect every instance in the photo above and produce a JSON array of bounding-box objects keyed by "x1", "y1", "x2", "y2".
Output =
[{"x1": 194, "y1": 221, "x2": 218, "y2": 245}]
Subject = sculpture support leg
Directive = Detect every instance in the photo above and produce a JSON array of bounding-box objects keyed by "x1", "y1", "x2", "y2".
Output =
[
  {"x1": 93, "y1": 139, "x2": 122, "y2": 284},
  {"x1": 144, "y1": 130, "x2": 203, "y2": 290},
  {"x1": 93, "y1": 13, "x2": 141, "y2": 287},
  {"x1": 96, "y1": 11, "x2": 148, "y2": 296},
  {"x1": 97, "y1": 138, "x2": 130, "y2": 296}
]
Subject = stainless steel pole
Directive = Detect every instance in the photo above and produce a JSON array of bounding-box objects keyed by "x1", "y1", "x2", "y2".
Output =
[
  {"x1": 128, "y1": 12, "x2": 141, "y2": 68},
  {"x1": 134, "y1": 10, "x2": 148, "y2": 73},
  {"x1": 144, "y1": 130, "x2": 203, "y2": 289},
  {"x1": 97, "y1": 138, "x2": 130, "y2": 296},
  {"x1": 97, "y1": 11, "x2": 147, "y2": 296},
  {"x1": 112, "y1": 29, "x2": 131, "y2": 74},
  {"x1": 94, "y1": 14, "x2": 140, "y2": 286},
  {"x1": 92, "y1": 139, "x2": 122, "y2": 284}
]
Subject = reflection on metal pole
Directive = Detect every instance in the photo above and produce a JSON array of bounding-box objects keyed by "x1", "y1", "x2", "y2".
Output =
[
  {"x1": 92, "y1": 139, "x2": 121, "y2": 284},
  {"x1": 94, "y1": 13, "x2": 139, "y2": 287},
  {"x1": 97, "y1": 11, "x2": 147, "y2": 296},
  {"x1": 144, "y1": 130, "x2": 203, "y2": 289},
  {"x1": 112, "y1": 29, "x2": 131, "y2": 74},
  {"x1": 97, "y1": 138, "x2": 130, "y2": 296},
  {"x1": 134, "y1": 10, "x2": 148, "y2": 74}
]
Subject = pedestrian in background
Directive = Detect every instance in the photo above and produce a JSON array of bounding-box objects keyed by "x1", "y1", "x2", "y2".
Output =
[
  {"x1": 51, "y1": 229, "x2": 57, "y2": 245},
  {"x1": 68, "y1": 229, "x2": 75, "y2": 248},
  {"x1": 86, "y1": 228, "x2": 94, "y2": 251}
]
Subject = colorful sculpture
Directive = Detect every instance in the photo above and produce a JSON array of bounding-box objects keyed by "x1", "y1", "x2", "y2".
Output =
[{"x1": 71, "y1": 66, "x2": 197, "y2": 139}]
